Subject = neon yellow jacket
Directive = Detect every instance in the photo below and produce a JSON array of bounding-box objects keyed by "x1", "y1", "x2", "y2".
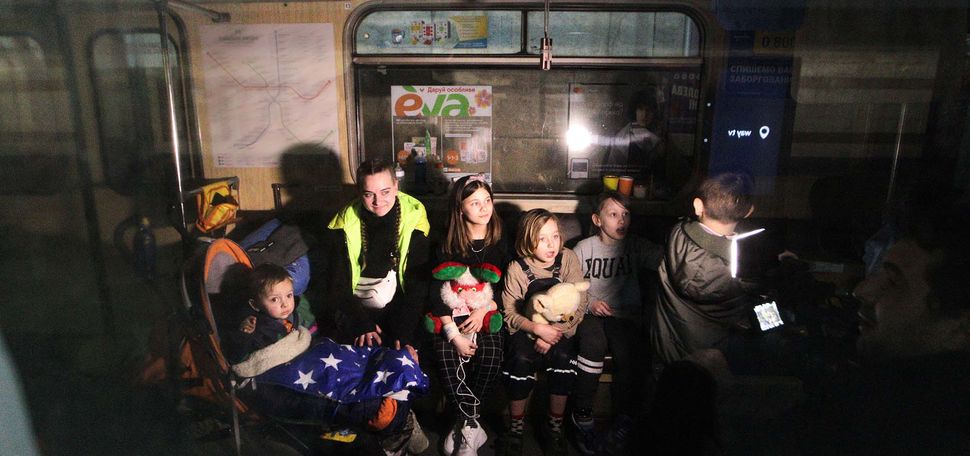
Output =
[{"x1": 327, "y1": 192, "x2": 430, "y2": 291}]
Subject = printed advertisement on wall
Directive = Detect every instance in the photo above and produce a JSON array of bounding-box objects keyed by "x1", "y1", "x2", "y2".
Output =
[
  {"x1": 391, "y1": 85, "x2": 493, "y2": 184},
  {"x1": 391, "y1": 15, "x2": 488, "y2": 50}
]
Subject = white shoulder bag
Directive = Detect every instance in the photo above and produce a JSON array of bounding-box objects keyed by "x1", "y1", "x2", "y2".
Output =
[{"x1": 354, "y1": 270, "x2": 397, "y2": 309}]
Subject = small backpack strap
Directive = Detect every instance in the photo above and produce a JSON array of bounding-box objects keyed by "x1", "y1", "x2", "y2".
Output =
[
  {"x1": 515, "y1": 257, "x2": 537, "y2": 283},
  {"x1": 550, "y1": 253, "x2": 563, "y2": 280}
]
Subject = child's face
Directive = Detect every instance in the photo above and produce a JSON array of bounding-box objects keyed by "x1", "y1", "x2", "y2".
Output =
[
  {"x1": 593, "y1": 198, "x2": 630, "y2": 242},
  {"x1": 258, "y1": 279, "x2": 295, "y2": 320},
  {"x1": 461, "y1": 187, "x2": 493, "y2": 227},
  {"x1": 532, "y1": 219, "x2": 561, "y2": 264},
  {"x1": 635, "y1": 106, "x2": 654, "y2": 126}
]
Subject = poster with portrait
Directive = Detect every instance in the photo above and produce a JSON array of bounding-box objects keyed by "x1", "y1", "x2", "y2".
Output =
[{"x1": 391, "y1": 85, "x2": 493, "y2": 183}]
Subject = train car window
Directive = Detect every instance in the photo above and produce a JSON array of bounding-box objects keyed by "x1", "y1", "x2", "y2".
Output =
[
  {"x1": 0, "y1": 35, "x2": 71, "y2": 195},
  {"x1": 525, "y1": 11, "x2": 700, "y2": 57},
  {"x1": 89, "y1": 31, "x2": 188, "y2": 196},
  {"x1": 356, "y1": 10, "x2": 522, "y2": 55},
  {"x1": 353, "y1": 7, "x2": 702, "y2": 196},
  {"x1": 358, "y1": 66, "x2": 700, "y2": 194}
]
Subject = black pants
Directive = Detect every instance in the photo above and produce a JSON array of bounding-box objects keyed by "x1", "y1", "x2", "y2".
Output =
[
  {"x1": 503, "y1": 330, "x2": 578, "y2": 400},
  {"x1": 573, "y1": 315, "x2": 652, "y2": 416}
]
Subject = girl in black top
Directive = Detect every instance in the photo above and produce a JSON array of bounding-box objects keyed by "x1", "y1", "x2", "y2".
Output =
[{"x1": 429, "y1": 174, "x2": 509, "y2": 456}]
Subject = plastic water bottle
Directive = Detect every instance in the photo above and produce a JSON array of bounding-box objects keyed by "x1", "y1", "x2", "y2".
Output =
[
  {"x1": 413, "y1": 149, "x2": 427, "y2": 194},
  {"x1": 133, "y1": 216, "x2": 157, "y2": 279},
  {"x1": 395, "y1": 163, "x2": 406, "y2": 192}
]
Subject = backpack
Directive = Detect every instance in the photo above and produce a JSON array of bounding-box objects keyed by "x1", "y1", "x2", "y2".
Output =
[
  {"x1": 195, "y1": 180, "x2": 240, "y2": 233},
  {"x1": 239, "y1": 219, "x2": 311, "y2": 296}
]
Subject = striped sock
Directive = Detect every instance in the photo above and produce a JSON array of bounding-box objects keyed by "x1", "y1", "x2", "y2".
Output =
[
  {"x1": 509, "y1": 414, "x2": 525, "y2": 435},
  {"x1": 548, "y1": 412, "x2": 564, "y2": 434}
]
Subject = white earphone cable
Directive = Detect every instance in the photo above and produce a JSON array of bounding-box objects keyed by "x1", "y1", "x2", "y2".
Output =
[{"x1": 454, "y1": 332, "x2": 481, "y2": 422}]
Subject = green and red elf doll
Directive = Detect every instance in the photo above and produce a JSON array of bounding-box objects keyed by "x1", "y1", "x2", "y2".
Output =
[{"x1": 423, "y1": 262, "x2": 503, "y2": 335}]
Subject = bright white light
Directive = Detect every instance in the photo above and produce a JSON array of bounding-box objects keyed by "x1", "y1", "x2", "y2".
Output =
[
  {"x1": 730, "y1": 228, "x2": 765, "y2": 278},
  {"x1": 565, "y1": 126, "x2": 592, "y2": 150}
]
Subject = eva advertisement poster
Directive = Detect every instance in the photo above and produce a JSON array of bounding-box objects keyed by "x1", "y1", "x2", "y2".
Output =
[{"x1": 391, "y1": 85, "x2": 493, "y2": 181}]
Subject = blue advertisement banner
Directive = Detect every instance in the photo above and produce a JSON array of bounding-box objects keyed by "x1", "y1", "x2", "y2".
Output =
[{"x1": 723, "y1": 56, "x2": 793, "y2": 98}]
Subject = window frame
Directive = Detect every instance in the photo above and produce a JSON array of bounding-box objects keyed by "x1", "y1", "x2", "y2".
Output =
[
  {"x1": 0, "y1": 32, "x2": 73, "y2": 195},
  {"x1": 345, "y1": 1, "x2": 710, "y2": 194},
  {"x1": 85, "y1": 16, "x2": 201, "y2": 195},
  {"x1": 0, "y1": 32, "x2": 58, "y2": 141}
]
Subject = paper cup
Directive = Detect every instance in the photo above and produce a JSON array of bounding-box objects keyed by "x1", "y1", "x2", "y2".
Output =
[
  {"x1": 634, "y1": 184, "x2": 648, "y2": 199},
  {"x1": 618, "y1": 176, "x2": 634, "y2": 196},
  {"x1": 603, "y1": 175, "x2": 619, "y2": 191}
]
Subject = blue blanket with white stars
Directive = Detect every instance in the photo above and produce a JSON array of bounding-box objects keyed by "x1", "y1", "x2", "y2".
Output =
[{"x1": 255, "y1": 338, "x2": 429, "y2": 403}]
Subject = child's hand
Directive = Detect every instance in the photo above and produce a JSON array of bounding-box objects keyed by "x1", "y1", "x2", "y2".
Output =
[
  {"x1": 396, "y1": 340, "x2": 420, "y2": 364},
  {"x1": 239, "y1": 315, "x2": 256, "y2": 334},
  {"x1": 533, "y1": 324, "x2": 562, "y2": 345},
  {"x1": 355, "y1": 324, "x2": 383, "y2": 347},
  {"x1": 451, "y1": 335, "x2": 478, "y2": 358},
  {"x1": 590, "y1": 300, "x2": 614, "y2": 317},
  {"x1": 534, "y1": 338, "x2": 552, "y2": 354},
  {"x1": 460, "y1": 306, "x2": 489, "y2": 334}
]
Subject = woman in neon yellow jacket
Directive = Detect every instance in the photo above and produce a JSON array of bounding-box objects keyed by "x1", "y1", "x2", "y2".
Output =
[{"x1": 320, "y1": 158, "x2": 431, "y2": 348}]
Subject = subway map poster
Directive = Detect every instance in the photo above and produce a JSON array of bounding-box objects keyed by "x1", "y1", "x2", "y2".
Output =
[{"x1": 201, "y1": 23, "x2": 338, "y2": 167}]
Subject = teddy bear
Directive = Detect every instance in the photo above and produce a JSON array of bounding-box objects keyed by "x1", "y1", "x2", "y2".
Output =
[
  {"x1": 526, "y1": 281, "x2": 591, "y2": 326},
  {"x1": 423, "y1": 261, "x2": 503, "y2": 335}
]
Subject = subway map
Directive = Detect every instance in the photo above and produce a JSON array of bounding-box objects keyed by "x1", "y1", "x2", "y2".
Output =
[{"x1": 201, "y1": 23, "x2": 338, "y2": 167}]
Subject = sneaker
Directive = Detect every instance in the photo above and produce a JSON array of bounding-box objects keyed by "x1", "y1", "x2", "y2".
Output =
[
  {"x1": 444, "y1": 426, "x2": 458, "y2": 455},
  {"x1": 407, "y1": 411, "x2": 430, "y2": 454},
  {"x1": 380, "y1": 425, "x2": 410, "y2": 456},
  {"x1": 457, "y1": 421, "x2": 487, "y2": 456},
  {"x1": 602, "y1": 414, "x2": 633, "y2": 456},
  {"x1": 570, "y1": 413, "x2": 600, "y2": 456},
  {"x1": 540, "y1": 424, "x2": 569, "y2": 456},
  {"x1": 380, "y1": 410, "x2": 418, "y2": 455},
  {"x1": 495, "y1": 431, "x2": 523, "y2": 456},
  {"x1": 443, "y1": 419, "x2": 487, "y2": 456}
]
